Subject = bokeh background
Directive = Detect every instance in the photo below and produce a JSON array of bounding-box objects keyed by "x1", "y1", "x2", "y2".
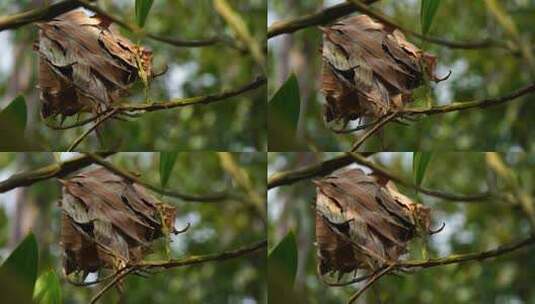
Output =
[
  {"x1": 268, "y1": 0, "x2": 535, "y2": 151},
  {"x1": 268, "y1": 152, "x2": 535, "y2": 303},
  {"x1": 0, "y1": 152, "x2": 267, "y2": 303},
  {"x1": 0, "y1": 0, "x2": 266, "y2": 151}
]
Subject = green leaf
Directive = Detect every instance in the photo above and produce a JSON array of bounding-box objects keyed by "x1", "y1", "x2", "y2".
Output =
[
  {"x1": 268, "y1": 230, "x2": 297, "y2": 285},
  {"x1": 135, "y1": 0, "x2": 154, "y2": 28},
  {"x1": 33, "y1": 270, "x2": 62, "y2": 304},
  {"x1": 0, "y1": 233, "x2": 38, "y2": 295},
  {"x1": 420, "y1": 0, "x2": 441, "y2": 35},
  {"x1": 159, "y1": 152, "x2": 179, "y2": 189},
  {"x1": 268, "y1": 231, "x2": 299, "y2": 302},
  {"x1": 268, "y1": 74, "x2": 301, "y2": 151},
  {"x1": 413, "y1": 152, "x2": 433, "y2": 186},
  {"x1": 0, "y1": 95, "x2": 29, "y2": 151}
]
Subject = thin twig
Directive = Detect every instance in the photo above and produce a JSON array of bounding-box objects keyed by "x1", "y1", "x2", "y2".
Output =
[
  {"x1": 347, "y1": 264, "x2": 396, "y2": 304},
  {"x1": 67, "y1": 108, "x2": 118, "y2": 152},
  {"x1": 84, "y1": 153, "x2": 231, "y2": 202},
  {"x1": 351, "y1": 112, "x2": 398, "y2": 152},
  {"x1": 44, "y1": 111, "x2": 108, "y2": 130},
  {"x1": 329, "y1": 118, "x2": 380, "y2": 134},
  {"x1": 66, "y1": 269, "x2": 125, "y2": 287},
  {"x1": 90, "y1": 266, "x2": 135, "y2": 304},
  {"x1": 0, "y1": 153, "x2": 114, "y2": 193}
]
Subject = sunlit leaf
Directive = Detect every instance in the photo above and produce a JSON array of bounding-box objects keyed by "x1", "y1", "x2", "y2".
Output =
[
  {"x1": 135, "y1": 0, "x2": 154, "y2": 28},
  {"x1": 33, "y1": 270, "x2": 62, "y2": 304},
  {"x1": 420, "y1": 0, "x2": 441, "y2": 34},
  {"x1": 0, "y1": 233, "x2": 38, "y2": 294},
  {"x1": 268, "y1": 74, "x2": 301, "y2": 151},
  {"x1": 413, "y1": 152, "x2": 433, "y2": 186},
  {"x1": 159, "y1": 152, "x2": 179, "y2": 189}
]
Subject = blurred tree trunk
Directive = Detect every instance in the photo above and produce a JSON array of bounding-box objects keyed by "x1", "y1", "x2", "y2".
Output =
[{"x1": 9, "y1": 154, "x2": 38, "y2": 247}]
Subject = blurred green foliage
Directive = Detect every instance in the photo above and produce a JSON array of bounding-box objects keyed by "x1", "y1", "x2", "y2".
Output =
[
  {"x1": 268, "y1": 0, "x2": 535, "y2": 151},
  {"x1": 0, "y1": 0, "x2": 266, "y2": 151},
  {"x1": 0, "y1": 152, "x2": 267, "y2": 303},
  {"x1": 268, "y1": 152, "x2": 535, "y2": 303}
]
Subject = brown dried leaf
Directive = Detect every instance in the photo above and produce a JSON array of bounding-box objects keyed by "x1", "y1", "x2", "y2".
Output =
[
  {"x1": 314, "y1": 168, "x2": 435, "y2": 277},
  {"x1": 59, "y1": 167, "x2": 177, "y2": 277},
  {"x1": 320, "y1": 15, "x2": 446, "y2": 124},
  {"x1": 35, "y1": 10, "x2": 155, "y2": 118}
]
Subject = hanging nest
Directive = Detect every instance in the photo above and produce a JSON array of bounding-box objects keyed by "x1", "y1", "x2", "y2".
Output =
[
  {"x1": 59, "y1": 167, "x2": 178, "y2": 279},
  {"x1": 320, "y1": 15, "x2": 449, "y2": 126},
  {"x1": 314, "y1": 168, "x2": 441, "y2": 280},
  {"x1": 34, "y1": 10, "x2": 154, "y2": 119}
]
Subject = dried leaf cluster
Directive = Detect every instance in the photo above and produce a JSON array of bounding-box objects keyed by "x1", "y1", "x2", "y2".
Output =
[
  {"x1": 59, "y1": 167, "x2": 176, "y2": 279},
  {"x1": 314, "y1": 169, "x2": 437, "y2": 279},
  {"x1": 34, "y1": 10, "x2": 154, "y2": 119},
  {"x1": 320, "y1": 15, "x2": 448, "y2": 125}
]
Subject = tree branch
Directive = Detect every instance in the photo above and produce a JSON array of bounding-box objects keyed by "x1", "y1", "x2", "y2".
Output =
[
  {"x1": 0, "y1": 0, "x2": 81, "y2": 31},
  {"x1": 84, "y1": 153, "x2": 232, "y2": 203},
  {"x1": 267, "y1": 153, "x2": 375, "y2": 189},
  {"x1": 337, "y1": 82, "x2": 535, "y2": 146},
  {"x1": 90, "y1": 239, "x2": 266, "y2": 303},
  {"x1": 398, "y1": 235, "x2": 535, "y2": 269},
  {"x1": 75, "y1": 0, "x2": 223, "y2": 48},
  {"x1": 116, "y1": 75, "x2": 266, "y2": 113},
  {"x1": 43, "y1": 76, "x2": 266, "y2": 132},
  {"x1": 346, "y1": 153, "x2": 491, "y2": 202},
  {"x1": 268, "y1": 0, "x2": 507, "y2": 52},
  {"x1": 0, "y1": 153, "x2": 115, "y2": 193},
  {"x1": 402, "y1": 82, "x2": 535, "y2": 116},
  {"x1": 137, "y1": 239, "x2": 267, "y2": 269},
  {"x1": 268, "y1": 153, "x2": 490, "y2": 202},
  {"x1": 0, "y1": 0, "x2": 225, "y2": 48},
  {"x1": 329, "y1": 235, "x2": 535, "y2": 302},
  {"x1": 345, "y1": 0, "x2": 508, "y2": 50},
  {"x1": 267, "y1": 0, "x2": 379, "y2": 38}
]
